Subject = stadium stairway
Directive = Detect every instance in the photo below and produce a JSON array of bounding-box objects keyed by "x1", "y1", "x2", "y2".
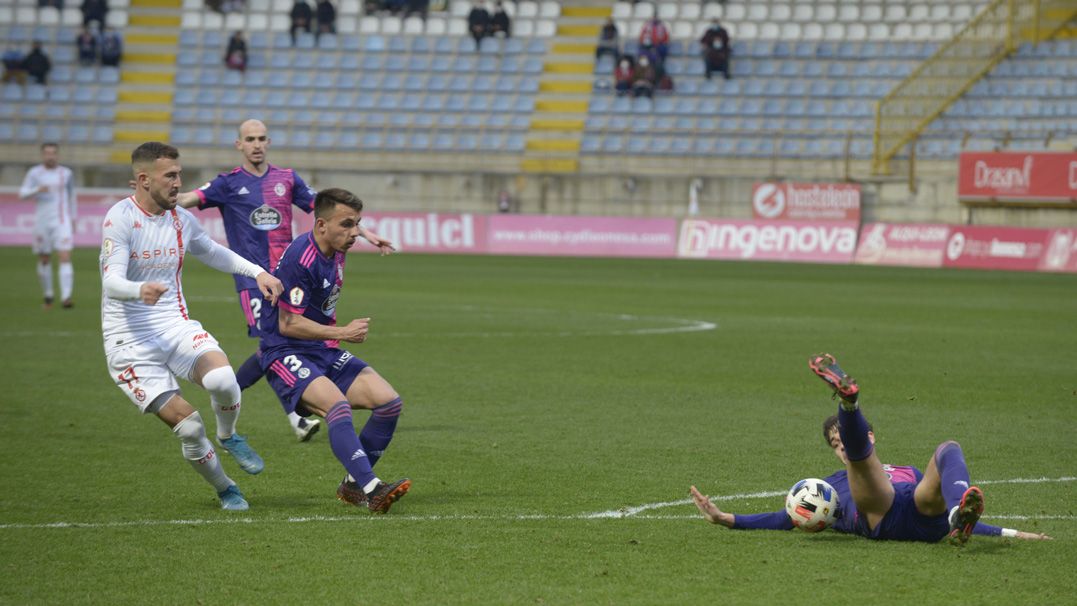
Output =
[
  {"x1": 520, "y1": 4, "x2": 609, "y2": 174},
  {"x1": 109, "y1": 0, "x2": 181, "y2": 163}
]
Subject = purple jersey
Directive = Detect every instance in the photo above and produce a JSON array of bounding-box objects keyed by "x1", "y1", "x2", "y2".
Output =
[
  {"x1": 259, "y1": 231, "x2": 346, "y2": 362},
  {"x1": 732, "y1": 465, "x2": 1003, "y2": 540},
  {"x1": 195, "y1": 165, "x2": 316, "y2": 291}
]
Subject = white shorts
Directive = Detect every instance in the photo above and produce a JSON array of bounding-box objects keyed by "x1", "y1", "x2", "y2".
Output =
[
  {"x1": 105, "y1": 319, "x2": 224, "y2": 413},
  {"x1": 33, "y1": 218, "x2": 73, "y2": 255}
]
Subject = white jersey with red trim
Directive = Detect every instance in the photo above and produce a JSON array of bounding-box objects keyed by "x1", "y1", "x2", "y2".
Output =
[
  {"x1": 19, "y1": 164, "x2": 77, "y2": 226},
  {"x1": 99, "y1": 197, "x2": 212, "y2": 350}
]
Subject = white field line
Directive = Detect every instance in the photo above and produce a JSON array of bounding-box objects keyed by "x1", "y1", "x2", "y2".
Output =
[
  {"x1": 1, "y1": 476, "x2": 1071, "y2": 532},
  {"x1": 1, "y1": 513, "x2": 1073, "y2": 532},
  {"x1": 0, "y1": 313, "x2": 716, "y2": 340},
  {"x1": 584, "y1": 476, "x2": 1077, "y2": 519}
]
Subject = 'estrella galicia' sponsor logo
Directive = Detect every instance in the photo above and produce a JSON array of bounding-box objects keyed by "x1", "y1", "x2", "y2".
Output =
[
  {"x1": 249, "y1": 205, "x2": 283, "y2": 231},
  {"x1": 321, "y1": 285, "x2": 341, "y2": 315}
]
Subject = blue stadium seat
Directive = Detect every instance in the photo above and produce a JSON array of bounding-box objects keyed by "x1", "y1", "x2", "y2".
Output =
[
  {"x1": 407, "y1": 132, "x2": 430, "y2": 150},
  {"x1": 364, "y1": 35, "x2": 386, "y2": 53}
]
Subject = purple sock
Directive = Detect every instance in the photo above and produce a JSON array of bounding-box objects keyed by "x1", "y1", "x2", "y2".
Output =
[
  {"x1": 326, "y1": 401, "x2": 377, "y2": 488},
  {"x1": 934, "y1": 441, "x2": 972, "y2": 509},
  {"x1": 235, "y1": 351, "x2": 264, "y2": 391},
  {"x1": 837, "y1": 405, "x2": 874, "y2": 462},
  {"x1": 359, "y1": 397, "x2": 402, "y2": 468}
]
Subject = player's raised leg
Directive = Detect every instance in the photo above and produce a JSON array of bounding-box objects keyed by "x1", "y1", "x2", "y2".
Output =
[
  {"x1": 916, "y1": 440, "x2": 984, "y2": 545},
  {"x1": 155, "y1": 393, "x2": 248, "y2": 511},
  {"x1": 192, "y1": 350, "x2": 264, "y2": 475},
  {"x1": 810, "y1": 353, "x2": 894, "y2": 529}
]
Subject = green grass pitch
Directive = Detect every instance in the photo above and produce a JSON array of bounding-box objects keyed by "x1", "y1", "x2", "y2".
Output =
[{"x1": 0, "y1": 248, "x2": 1074, "y2": 604}]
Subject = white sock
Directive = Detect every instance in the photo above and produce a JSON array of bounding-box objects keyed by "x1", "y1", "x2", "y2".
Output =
[
  {"x1": 287, "y1": 411, "x2": 303, "y2": 429},
  {"x1": 201, "y1": 366, "x2": 242, "y2": 440},
  {"x1": 58, "y1": 261, "x2": 73, "y2": 301},
  {"x1": 173, "y1": 412, "x2": 234, "y2": 493},
  {"x1": 37, "y1": 261, "x2": 53, "y2": 298},
  {"x1": 362, "y1": 478, "x2": 382, "y2": 494}
]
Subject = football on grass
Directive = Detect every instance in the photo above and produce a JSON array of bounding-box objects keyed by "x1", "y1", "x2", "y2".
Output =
[{"x1": 785, "y1": 478, "x2": 839, "y2": 532}]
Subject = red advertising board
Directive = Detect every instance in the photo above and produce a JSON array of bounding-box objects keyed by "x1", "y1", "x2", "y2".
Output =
[
  {"x1": 678, "y1": 219, "x2": 859, "y2": 263},
  {"x1": 854, "y1": 223, "x2": 951, "y2": 268},
  {"x1": 957, "y1": 152, "x2": 1077, "y2": 202},
  {"x1": 752, "y1": 182, "x2": 861, "y2": 221},
  {"x1": 487, "y1": 215, "x2": 678, "y2": 258},
  {"x1": 1040, "y1": 229, "x2": 1077, "y2": 273},
  {"x1": 942, "y1": 225, "x2": 1052, "y2": 272}
]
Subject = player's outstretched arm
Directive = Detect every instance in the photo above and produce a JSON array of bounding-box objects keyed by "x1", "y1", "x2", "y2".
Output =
[
  {"x1": 359, "y1": 226, "x2": 396, "y2": 256},
  {"x1": 690, "y1": 486, "x2": 735, "y2": 528},
  {"x1": 1011, "y1": 530, "x2": 1053, "y2": 540},
  {"x1": 176, "y1": 191, "x2": 201, "y2": 208}
]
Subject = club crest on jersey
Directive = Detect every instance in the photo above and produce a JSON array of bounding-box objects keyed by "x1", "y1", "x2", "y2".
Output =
[
  {"x1": 249, "y1": 205, "x2": 283, "y2": 231},
  {"x1": 274, "y1": 183, "x2": 286, "y2": 197},
  {"x1": 289, "y1": 287, "x2": 305, "y2": 306}
]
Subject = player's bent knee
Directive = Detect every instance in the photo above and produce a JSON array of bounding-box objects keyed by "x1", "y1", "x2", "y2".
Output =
[
  {"x1": 373, "y1": 396, "x2": 403, "y2": 418},
  {"x1": 201, "y1": 366, "x2": 241, "y2": 402}
]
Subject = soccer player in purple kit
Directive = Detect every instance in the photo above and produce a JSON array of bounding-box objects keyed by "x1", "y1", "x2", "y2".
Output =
[
  {"x1": 259, "y1": 187, "x2": 411, "y2": 513},
  {"x1": 176, "y1": 119, "x2": 395, "y2": 442},
  {"x1": 690, "y1": 354, "x2": 1052, "y2": 543}
]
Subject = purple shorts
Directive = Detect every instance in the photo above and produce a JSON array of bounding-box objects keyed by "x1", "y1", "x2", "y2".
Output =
[
  {"x1": 263, "y1": 348, "x2": 369, "y2": 415},
  {"x1": 854, "y1": 482, "x2": 950, "y2": 542}
]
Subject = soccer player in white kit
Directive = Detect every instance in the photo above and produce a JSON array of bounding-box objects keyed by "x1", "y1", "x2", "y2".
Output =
[
  {"x1": 100, "y1": 142, "x2": 284, "y2": 511},
  {"x1": 19, "y1": 142, "x2": 77, "y2": 308}
]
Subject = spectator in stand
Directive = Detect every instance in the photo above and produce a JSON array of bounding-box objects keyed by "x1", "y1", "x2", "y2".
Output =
[
  {"x1": 613, "y1": 56, "x2": 633, "y2": 96},
  {"x1": 76, "y1": 26, "x2": 97, "y2": 66},
  {"x1": 23, "y1": 41, "x2": 52, "y2": 85},
  {"x1": 80, "y1": 0, "x2": 108, "y2": 30},
  {"x1": 39, "y1": 0, "x2": 64, "y2": 8},
  {"x1": 639, "y1": 15, "x2": 670, "y2": 64},
  {"x1": 315, "y1": 0, "x2": 337, "y2": 41},
  {"x1": 595, "y1": 17, "x2": 619, "y2": 62},
  {"x1": 403, "y1": 0, "x2": 429, "y2": 21},
  {"x1": 490, "y1": 1, "x2": 511, "y2": 38},
  {"x1": 632, "y1": 55, "x2": 656, "y2": 99},
  {"x1": 700, "y1": 17, "x2": 731, "y2": 80},
  {"x1": 290, "y1": 0, "x2": 313, "y2": 46},
  {"x1": 467, "y1": 0, "x2": 491, "y2": 51},
  {"x1": 2, "y1": 46, "x2": 27, "y2": 85},
  {"x1": 224, "y1": 31, "x2": 248, "y2": 72},
  {"x1": 100, "y1": 27, "x2": 123, "y2": 67}
]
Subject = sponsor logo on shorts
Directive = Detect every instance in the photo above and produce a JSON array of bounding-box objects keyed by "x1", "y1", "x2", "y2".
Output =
[
  {"x1": 249, "y1": 205, "x2": 283, "y2": 231},
  {"x1": 333, "y1": 351, "x2": 353, "y2": 370}
]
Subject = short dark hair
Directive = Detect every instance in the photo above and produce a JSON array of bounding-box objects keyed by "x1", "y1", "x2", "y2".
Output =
[
  {"x1": 314, "y1": 187, "x2": 363, "y2": 219},
  {"x1": 822, "y1": 414, "x2": 872, "y2": 444},
  {"x1": 41, "y1": 142, "x2": 58, "y2": 151},
  {"x1": 131, "y1": 142, "x2": 179, "y2": 166}
]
